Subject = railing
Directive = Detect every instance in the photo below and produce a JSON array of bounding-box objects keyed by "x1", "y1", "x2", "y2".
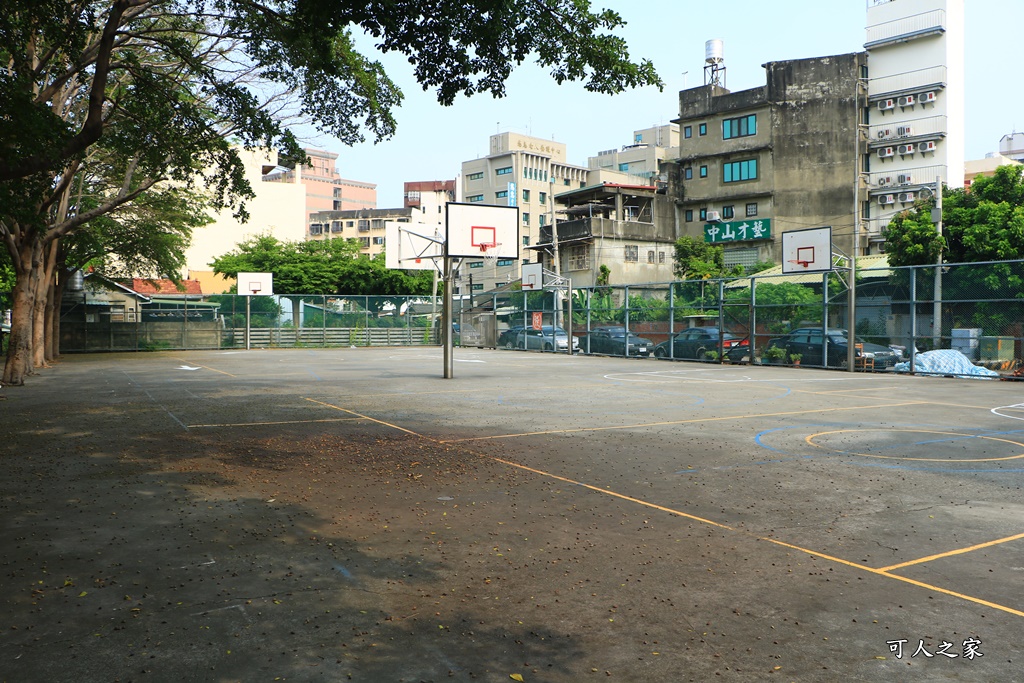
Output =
[
  {"x1": 869, "y1": 66, "x2": 947, "y2": 97},
  {"x1": 866, "y1": 10, "x2": 945, "y2": 48}
]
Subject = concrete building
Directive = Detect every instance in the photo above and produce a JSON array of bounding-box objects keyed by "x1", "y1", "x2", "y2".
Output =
[
  {"x1": 459, "y1": 132, "x2": 650, "y2": 292},
  {"x1": 999, "y1": 133, "x2": 1024, "y2": 163},
  {"x1": 184, "y1": 148, "x2": 306, "y2": 294},
  {"x1": 265, "y1": 148, "x2": 376, "y2": 218},
  {"x1": 587, "y1": 124, "x2": 680, "y2": 185},
  {"x1": 668, "y1": 52, "x2": 866, "y2": 269},
  {"x1": 864, "y1": 0, "x2": 965, "y2": 250},
  {"x1": 964, "y1": 154, "x2": 1023, "y2": 189}
]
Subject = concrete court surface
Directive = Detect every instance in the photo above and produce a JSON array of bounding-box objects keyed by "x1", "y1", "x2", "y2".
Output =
[{"x1": 1, "y1": 346, "x2": 1023, "y2": 682}]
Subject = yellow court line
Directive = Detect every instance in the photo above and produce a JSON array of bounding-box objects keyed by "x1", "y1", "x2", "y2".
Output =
[
  {"x1": 439, "y1": 402, "x2": 930, "y2": 443},
  {"x1": 303, "y1": 397, "x2": 1024, "y2": 619},
  {"x1": 188, "y1": 418, "x2": 366, "y2": 428},
  {"x1": 170, "y1": 357, "x2": 236, "y2": 377},
  {"x1": 879, "y1": 532, "x2": 1024, "y2": 571},
  {"x1": 805, "y1": 429, "x2": 1024, "y2": 462}
]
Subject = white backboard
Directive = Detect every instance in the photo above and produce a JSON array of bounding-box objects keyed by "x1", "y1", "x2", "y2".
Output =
[
  {"x1": 445, "y1": 203, "x2": 519, "y2": 259},
  {"x1": 385, "y1": 221, "x2": 444, "y2": 271},
  {"x1": 521, "y1": 262, "x2": 543, "y2": 290},
  {"x1": 781, "y1": 227, "x2": 833, "y2": 274},
  {"x1": 238, "y1": 272, "x2": 273, "y2": 296}
]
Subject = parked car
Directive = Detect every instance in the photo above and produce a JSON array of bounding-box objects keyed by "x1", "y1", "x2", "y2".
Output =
[
  {"x1": 581, "y1": 326, "x2": 653, "y2": 357},
  {"x1": 653, "y1": 326, "x2": 749, "y2": 361},
  {"x1": 766, "y1": 327, "x2": 900, "y2": 369},
  {"x1": 516, "y1": 325, "x2": 580, "y2": 352},
  {"x1": 498, "y1": 325, "x2": 526, "y2": 349}
]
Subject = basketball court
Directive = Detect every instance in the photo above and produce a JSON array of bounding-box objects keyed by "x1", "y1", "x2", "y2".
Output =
[{"x1": 4, "y1": 346, "x2": 1023, "y2": 681}]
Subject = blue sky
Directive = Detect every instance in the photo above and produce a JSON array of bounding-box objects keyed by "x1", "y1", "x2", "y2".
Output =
[{"x1": 297, "y1": 1, "x2": 1021, "y2": 208}]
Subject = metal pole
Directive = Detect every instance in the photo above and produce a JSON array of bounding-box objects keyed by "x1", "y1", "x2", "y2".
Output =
[
  {"x1": 909, "y1": 272, "x2": 917, "y2": 374},
  {"x1": 245, "y1": 295, "x2": 251, "y2": 351},
  {"x1": 443, "y1": 256, "x2": 454, "y2": 378},
  {"x1": 566, "y1": 278, "x2": 573, "y2": 355},
  {"x1": 550, "y1": 178, "x2": 561, "y2": 331},
  {"x1": 848, "y1": 75, "x2": 862, "y2": 372},
  {"x1": 932, "y1": 176, "x2": 943, "y2": 348}
]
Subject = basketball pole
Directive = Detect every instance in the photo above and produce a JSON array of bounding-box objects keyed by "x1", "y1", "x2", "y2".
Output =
[{"x1": 442, "y1": 254, "x2": 454, "y2": 379}]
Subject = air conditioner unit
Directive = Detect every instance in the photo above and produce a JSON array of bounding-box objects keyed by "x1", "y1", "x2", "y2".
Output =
[
  {"x1": 920, "y1": 91, "x2": 937, "y2": 104},
  {"x1": 897, "y1": 126, "x2": 914, "y2": 137},
  {"x1": 706, "y1": 210, "x2": 721, "y2": 222},
  {"x1": 898, "y1": 143, "x2": 916, "y2": 155},
  {"x1": 898, "y1": 192, "x2": 916, "y2": 203},
  {"x1": 878, "y1": 99, "x2": 896, "y2": 111},
  {"x1": 877, "y1": 128, "x2": 892, "y2": 139},
  {"x1": 920, "y1": 140, "x2": 937, "y2": 153},
  {"x1": 897, "y1": 174, "x2": 913, "y2": 185},
  {"x1": 877, "y1": 176, "x2": 893, "y2": 187},
  {"x1": 879, "y1": 194, "x2": 896, "y2": 205},
  {"x1": 898, "y1": 95, "x2": 916, "y2": 107},
  {"x1": 878, "y1": 147, "x2": 895, "y2": 158}
]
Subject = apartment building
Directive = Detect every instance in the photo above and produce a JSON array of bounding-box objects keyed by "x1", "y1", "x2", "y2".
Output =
[
  {"x1": 265, "y1": 148, "x2": 377, "y2": 218},
  {"x1": 864, "y1": 0, "x2": 965, "y2": 250},
  {"x1": 669, "y1": 53, "x2": 866, "y2": 268},
  {"x1": 587, "y1": 124, "x2": 680, "y2": 185}
]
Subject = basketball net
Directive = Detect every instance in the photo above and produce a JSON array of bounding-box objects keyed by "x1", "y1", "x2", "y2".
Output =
[{"x1": 478, "y1": 242, "x2": 501, "y2": 262}]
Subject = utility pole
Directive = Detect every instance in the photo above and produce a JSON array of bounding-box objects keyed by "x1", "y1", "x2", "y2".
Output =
[
  {"x1": 932, "y1": 175, "x2": 943, "y2": 348},
  {"x1": 550, "y1": 176, "x2": 561, "y2": 330}
]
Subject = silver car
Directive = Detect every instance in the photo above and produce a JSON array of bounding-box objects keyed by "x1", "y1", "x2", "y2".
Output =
[{"x1": 515, "y1": 325, "x2": 580, "y2": 352}]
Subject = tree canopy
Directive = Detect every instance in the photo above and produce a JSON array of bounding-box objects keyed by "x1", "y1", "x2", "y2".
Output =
[{"x1": 0, "y1": 0, "x2": 661, "y2": 384}]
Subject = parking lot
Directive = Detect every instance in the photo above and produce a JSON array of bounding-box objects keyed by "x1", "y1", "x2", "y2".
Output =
[{"x1": 2, "y1": 347, "x2": 1023, "y2": 681}]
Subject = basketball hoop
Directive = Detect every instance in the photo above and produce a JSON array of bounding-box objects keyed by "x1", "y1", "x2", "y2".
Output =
[{"x1": 478, "y1": 242, "x2": 501, "y2": 261}]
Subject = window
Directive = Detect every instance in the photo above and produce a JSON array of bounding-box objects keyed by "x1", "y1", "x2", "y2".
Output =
[
  {"x1": 539, "y1": 215, "x2": 546, "y2": 226},
  {"x1": 723, "y1": 159, "x2": 758, "y2": 183},
  {"x1": 371, "y1": 219, "x2": 384, "y2": 228},
  {"x1": 467, "y1": 194, "x2": 484, "y2": 203},
  {"x1": 658, "y1": 252, "x2": 666, "y2": 264},
  {"x1": 496, "y1": 190, "x2": 508, "y2": 199},
  {"x1": 467, "y1": 172, "x2": 483, "y2": 181},
  {"x1": 523, "y1": 189, "x2": 530, "y2": 202},
  {"x1": 331, "y1": 221, "x2": 343, "y2": 233},
  {"x1": 539, "y1": 192, "x2": 547, "y2": 205},
  {"x1": 722, "y1": 114, "x2": 757, "y2": 140},
  {"x1": 699, "y1": 123, "x2": 707, "y2": 136},
  {"x1": 684, "y1": 125, "x2": 692, "y2": 139},
  {"x1": 699, "y1": 208, "x2": 707, "y2": 221},
  {"x1": 522, "y1": 213, "x2": 530, "y2": 225},
  {"x1": 746, "y1": 202, "x2": 758, "y2": 217},
  {"x1": 468, "y1": 261, "x2": 484, "y2": 269},
  {"x1": 647, "y1": 250, "x2": 656, "y2": 264},
  {"x1": 635, "y1": 133, "x2": 643, "y2": 144},
  {"x1": 496, "y1": 166, "x2": 512, "y2": 176},
  {"x1": 684, "y1": 167, "x2": 693, "y2": 180},
  {"x1": 472, "y1": 283, "x2": 484, "y2": 291},
  {"x1": 372, "y1": 236, "x2": 384, "y2": 245},
  {"x1": 722, "y1": 205, "x2": 735, "y2": 219},
  {"x1": 624, "y1": 245, "x2": 639, "y2": 262},
  {"x1": 360, "y1": 237, "x2": 370, "y2": 247},
  {"x1": 346, "y1": 221, "x2": 354, "y2": 227},
  {"x1": 309, "y1": 223, "x2": 323, "y2": 235},
  {"x1": 564, "y1": 178, "x2": 571, "y2": 186},
  {"x1": 685, "y1": 209, "x2": 693, "y2": 222},
  {"x1": 568, "y1": 245, "x2": 590, "y2": 271},
  {"x1": 619, "y1": 163, "x2": 630, "y2": 172},
  {"x1": 522, "y1": 235, "x2": 530, "y2": 246},
  {"x1": 699, "y1": 166, "x2": 708, "y2": 178},
  {"x1": 496, "y1": 258, "x2": 514, "y2": 267}
]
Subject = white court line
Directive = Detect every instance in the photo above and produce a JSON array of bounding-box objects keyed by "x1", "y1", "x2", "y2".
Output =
[
  {"x1": 992, "y1": 403, "x2": 1024, "y2": 421},
  {"x1": 602, "y1": 369, "x2": 864, "y2": 384}
]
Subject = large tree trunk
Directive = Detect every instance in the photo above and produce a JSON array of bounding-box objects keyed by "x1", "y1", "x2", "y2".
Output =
[
  {"x1": 31, "y1": 239, "x2": 58, "y2": 369},
  {"x1": 48, "y1": 271, "x2": 68, "y2": 362},
  {"x1": 3, "y1": 240, "x2": 42, "y2": 386}
]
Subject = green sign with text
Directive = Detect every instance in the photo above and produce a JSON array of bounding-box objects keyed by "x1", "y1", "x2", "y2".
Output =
[{"x1": 704, "y1": 218, "x2": 771, "y2": 243}]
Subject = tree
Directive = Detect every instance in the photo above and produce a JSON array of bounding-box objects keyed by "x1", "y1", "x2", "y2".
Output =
[{"x1": 1, "y1": 0, "x2": 661, "y2": 385}]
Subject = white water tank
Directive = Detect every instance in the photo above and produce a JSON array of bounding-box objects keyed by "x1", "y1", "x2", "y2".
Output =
[{"x1": 705, "y1": 39, "x2": 724, "y2": 64}]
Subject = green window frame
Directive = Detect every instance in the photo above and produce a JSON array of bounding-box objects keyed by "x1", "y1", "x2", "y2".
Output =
[
  {"x1": 467, "y1": 194, "x2": 484, "y2": 203},
  {"x1": 467, "y1": 172, "x2": 483, "y2": 181},
  {"x1": 723, "y1": 159, "x2": 758, "y2": 183},
  {"x1": 722, "y1": 114, "x2": 757, "y2": 140},
  {"x1": 496, "y1": 166, "x2": 512, "y2": 176}
]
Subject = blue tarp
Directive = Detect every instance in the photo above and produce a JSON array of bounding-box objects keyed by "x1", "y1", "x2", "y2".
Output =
[{"x1": 893, "y1": 349, "x2": 999, "y2": 379}]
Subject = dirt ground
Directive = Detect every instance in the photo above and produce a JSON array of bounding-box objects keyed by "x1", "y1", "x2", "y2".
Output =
[{"x1": 2, "y1": 348, "x2": 1023, "y2": 682}]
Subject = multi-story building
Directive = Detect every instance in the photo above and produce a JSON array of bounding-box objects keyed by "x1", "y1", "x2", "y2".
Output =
[
  {"x1": 587, "y1": 125, "x2": 680, "y2": 185},
  {"x1": 266, "y1": 148, "x2": 377, "y2": 218},
  {"x1": 669, "y1": 53, "x2": 866, "y2": 269},
  {"x1": 864, "y1": 0, "x2": 965, "y2": 250},
  {"x1": 999, "y1": 133, "x2": 1024, "y2": 163},
  {"x1": 184, "y1": 147, "x2": 306, "y2": 293}
]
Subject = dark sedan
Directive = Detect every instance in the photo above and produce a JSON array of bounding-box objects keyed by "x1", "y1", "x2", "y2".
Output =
[
  {"x1": 581, "y1": 326, "x2": 653, "y2": 357},
  {"x1": 498, "y1": 325, "x2": 526, "y2": 349},
  {"x1": 766, "y1": 327, "x2": 900, "y2": 369},
  {"x1": 653, "y1": 326, "x2": 749, "y2": 361}
]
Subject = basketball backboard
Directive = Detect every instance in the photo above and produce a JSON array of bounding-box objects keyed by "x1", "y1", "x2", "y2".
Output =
[
  {"x1": 521, "y1": 262, "x2": 543, "y2": 291},
  {"x1": 385, "y1": 221, "x2": 444, "y2": 271},
  {"x1": 445, "y1": 203, "x2": 519, "y2": 259},
  {"x1": 237, "y1": 272, "x2": 273, "y2": 296},
  {"x1": 781, "y1": 227, "x2": 833, "y2": 274}
]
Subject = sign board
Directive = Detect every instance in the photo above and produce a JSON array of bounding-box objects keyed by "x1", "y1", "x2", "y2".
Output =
[
  {"x1": 532, "y1": 312, "x2": 544, "y2": 330},
  {"x1": 238, "y1": 272, "x2": 273, "y2": 296},
  {"x1": 704, "y1": 219, "x2": 771, "y2": 244}
]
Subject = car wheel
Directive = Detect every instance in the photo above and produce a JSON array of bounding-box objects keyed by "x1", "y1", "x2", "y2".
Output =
[
  {"x1": 505, "y1": 340, "x2": 514, "y2": 349},
  {"x1": 543, "y1": 343, "x2": 552, "y2": 351},
  {"x1": 695, "y1": 346, "x2": 707, "y2": 360},
  {"x1": 654, "y1": 348, "x2": 666, "y2": 359}
]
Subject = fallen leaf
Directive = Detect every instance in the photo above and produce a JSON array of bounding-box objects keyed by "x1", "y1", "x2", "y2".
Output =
[{"x1": 510, "y1": 675, "x2": 524, "y2": 682}]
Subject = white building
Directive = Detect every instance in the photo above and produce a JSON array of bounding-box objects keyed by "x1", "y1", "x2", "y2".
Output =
[
  {"x1": 999, "y1": 133, "x2": 1024, "y2": 163},
  {"x1": 864, "y1": 0, "x2": 965, "y2": 251},
  {"x1": 587, "y1": 124, "x2": 680, "y2": 185},
  {"x1": 184, "y1": 148, "x2": 306, "y2": 293}
]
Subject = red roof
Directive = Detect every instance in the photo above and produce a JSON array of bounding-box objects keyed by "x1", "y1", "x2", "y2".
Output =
[{"x1": 130, "y1": 279, "x2": 203, "y2": 296}]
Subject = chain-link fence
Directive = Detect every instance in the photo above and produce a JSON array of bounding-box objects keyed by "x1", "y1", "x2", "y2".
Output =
[{"x1": 54, "y1": 294, "x2": 440, "y2": 352}]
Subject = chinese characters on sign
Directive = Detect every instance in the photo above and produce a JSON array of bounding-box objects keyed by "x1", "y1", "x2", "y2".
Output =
[
  {"x1": 886, "y1": 638, "x2": 983, "y2": 661},
  {"x1": 704, "y1": 219, "x2": 771, "y2": 244}
]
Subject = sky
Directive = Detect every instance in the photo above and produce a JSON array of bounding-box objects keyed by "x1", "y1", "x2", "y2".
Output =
[{"x1": 296, "y1": 1, "x2": 1022, "y2": 209}]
